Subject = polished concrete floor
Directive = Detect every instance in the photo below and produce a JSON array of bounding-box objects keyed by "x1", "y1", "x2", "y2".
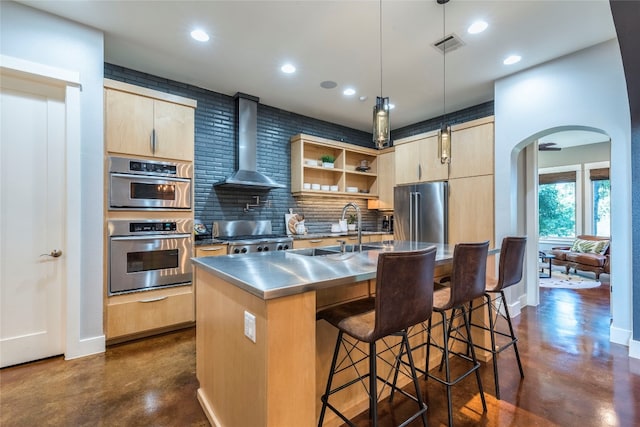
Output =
[{"x1": 2, "y1": 274, "x2": 639, "y2": 426}]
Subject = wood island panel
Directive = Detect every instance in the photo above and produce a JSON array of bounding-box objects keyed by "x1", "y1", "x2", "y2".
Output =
[{"x1": 195, "y1": 267, "x2": 316, "y2": 427}]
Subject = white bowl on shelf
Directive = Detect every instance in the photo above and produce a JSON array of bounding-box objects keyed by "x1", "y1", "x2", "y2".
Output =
[
  {"x1": 330, "y1": 185, "x2": 339, "y2": 191},
  {"x1": 321, "y1": 185, "x2": 330, "y2": 191},
  {"x1": 346, "y1": 186, "x2": 358, "y2": 193},
  {"x1": 305, "y1": 159, "x2": 318, "y2": 167},
  {"x1": 311, "y1": 183, "x2": 321, "y2": 190}
]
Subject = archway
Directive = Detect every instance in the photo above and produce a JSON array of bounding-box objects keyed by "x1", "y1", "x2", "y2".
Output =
[{"x1": 515, "y1": 127, "x2": 611, "y2": 310}]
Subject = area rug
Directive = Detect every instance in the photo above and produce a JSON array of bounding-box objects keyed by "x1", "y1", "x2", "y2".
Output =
[{"x1": 539, "y1": 271, "x2": 601, "y2": 289}]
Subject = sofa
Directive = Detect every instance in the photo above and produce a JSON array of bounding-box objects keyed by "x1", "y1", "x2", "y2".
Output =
[{"x1": 550, "y1": 235, "x2": 610, "y2": 279}]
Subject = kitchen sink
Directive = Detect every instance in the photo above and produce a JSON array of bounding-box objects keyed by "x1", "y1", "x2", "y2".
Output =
[{"x1": 290, "y1": 244, "x2": 381, "y2": 257}]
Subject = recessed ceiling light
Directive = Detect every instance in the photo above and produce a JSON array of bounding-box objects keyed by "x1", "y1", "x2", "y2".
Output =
[
  {"x1": 503, "y1": 54, "x2": 522, "y2": 65},
  {"x1": 281, "y1": 63, "x2": 296, "y2": 74},
  {"x1": 190, "y1": 29, "x2": 210, "y2": 42},
  {"x1": 343, "y1": 88, "x2": 356, "y2": 96},
  {"x1": 359, "y1": 96, "x2": 368, "y2": 102},
  {"x1": 320, "y1": 80, "x2": 337, "y2": 89},
  {"x1": 467, "y1": 20, "x2": 488, "y2": 34}
]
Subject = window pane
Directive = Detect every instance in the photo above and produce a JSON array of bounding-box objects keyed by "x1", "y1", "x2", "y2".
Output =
[
  {"x1": 593, "y1": 179, "x2": 610, "y2": 236},
  {"x1": 539, "y1": 182, "x2": 576, "y2": 238}
]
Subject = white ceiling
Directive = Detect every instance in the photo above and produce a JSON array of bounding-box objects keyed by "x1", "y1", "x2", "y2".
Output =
[{"x1": 19, "y1": 0, "x2": 617, "y2": 135}]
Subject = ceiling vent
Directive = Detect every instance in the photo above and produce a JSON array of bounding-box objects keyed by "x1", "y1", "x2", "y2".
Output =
[{"x1": 432, "y1": 33, "x2": 465, "y2": 54}]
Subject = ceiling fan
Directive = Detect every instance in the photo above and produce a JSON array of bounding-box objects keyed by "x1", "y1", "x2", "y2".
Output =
[{"x1": 538, "y1": 142, "x2": 562, "y2": 151}]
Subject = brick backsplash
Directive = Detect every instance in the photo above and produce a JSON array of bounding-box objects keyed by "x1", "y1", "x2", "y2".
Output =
[{"x1": 104, "y1": 63, "x2": 494, "y2": 235}]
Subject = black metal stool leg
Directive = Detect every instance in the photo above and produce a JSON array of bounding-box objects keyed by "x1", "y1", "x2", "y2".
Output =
[
  {"x1": 369, "y1": 341, "x2": 378, "y2": 427},
  {"x1": 402, "y1": 331, "x2": 429, "y2": 427},
  {"x1": 462, "y1": 305, "x2": 487, "y2": 412},
  {"x1": 485, "y1": 292, "x2": 501, "y2": 399},
  {"x1": 318, "y1": 330, "x2": 343, "y2": 427},
  {"x1": 440, "y1": 310, "x2": 454, "y2": 427},
  {"x1": 501, "y1": 290, "x2": 525, "y2": 378}
]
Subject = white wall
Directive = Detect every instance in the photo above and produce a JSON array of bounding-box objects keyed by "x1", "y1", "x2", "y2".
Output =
[
  {"x1": 1, "y1": 2, "x2": 105, "y2": 356},
  {"x1": 494, "y1": 39, "x2": 633, "y2": 351}
]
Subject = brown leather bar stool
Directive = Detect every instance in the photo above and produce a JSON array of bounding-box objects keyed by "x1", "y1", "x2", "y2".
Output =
[
  {"x1": 317, "y1": 247, "x2": 437, "y2": 427},
  {"x1": 469, "y1": 236, "x2": 527, "y2": 399},
  {"x1": 425, "y1": 241, "x2": 489, "y2": 426}
]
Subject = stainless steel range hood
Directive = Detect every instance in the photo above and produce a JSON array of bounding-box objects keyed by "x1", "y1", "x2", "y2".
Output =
[{"x1": 214, "y1": 93, "x2": 284, "y2": 190}]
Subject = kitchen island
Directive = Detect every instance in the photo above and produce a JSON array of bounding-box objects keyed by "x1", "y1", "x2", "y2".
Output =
[{"x1": 192, "y1": 241, "x2": 493, "y2": 427}]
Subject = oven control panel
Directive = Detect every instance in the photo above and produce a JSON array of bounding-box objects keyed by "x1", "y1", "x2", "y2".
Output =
[{"x1": 129, "y1": 222, "x2": 177, "y2": 233}]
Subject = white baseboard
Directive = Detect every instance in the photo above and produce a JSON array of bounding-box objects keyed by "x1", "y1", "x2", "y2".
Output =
[
  {"x1": 629, "y1": 339, "x2": 640, "y2": 361},
  {"x1": 65, "y1": 335, "x2": 105, "y2": 360},
  {"x1": 610, "y1": 325, "x2": 632, "y2": 347}
]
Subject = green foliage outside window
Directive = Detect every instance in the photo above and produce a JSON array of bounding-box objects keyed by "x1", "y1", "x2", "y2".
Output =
[{"x1": 539, "y1": 183, "x2": 576, "y2": 237}]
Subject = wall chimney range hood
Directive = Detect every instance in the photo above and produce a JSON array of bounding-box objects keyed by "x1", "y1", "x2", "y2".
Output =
[{"x1": 214, "y1": 93, "x2": 284, "y2": 190}]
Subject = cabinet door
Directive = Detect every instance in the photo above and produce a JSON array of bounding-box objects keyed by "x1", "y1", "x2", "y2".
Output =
[
  {"x1": 395, "y1": 142, "x2": 420, "y2": 184},
  {"x1": 448, "y1": 175, "x2": 494, "y2": 246},
  {"x1": 154, "y1": 99, "x2": 195, "y2": 161},
  {"x1": 105, "y1": 88, "x2": 154, "y2": 157},
  {"x1": 449, "y1": 121, "x2": 494, "y2": 179},
  {"x1": 395, "y1": 135, "x2": 446, "y2": 184},
  {"x1": 376, "y1": 151, "x2": 395, "y2": 209},
  {"x1": 419, "y1": 134, "x2": 448, "y2": 182}
]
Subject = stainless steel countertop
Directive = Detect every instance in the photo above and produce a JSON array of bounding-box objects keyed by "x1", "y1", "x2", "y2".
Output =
[{"x1": 192, "y1": 241, "x2": 461, "y2": 300}]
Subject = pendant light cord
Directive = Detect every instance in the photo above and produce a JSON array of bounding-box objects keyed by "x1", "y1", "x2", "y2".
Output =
[
  {"x1": 379, "y1": 0, "x2": 383, "y2": 98},
  {"x1": 442, "y1": 0, "x2": 446, "y2": 125}
]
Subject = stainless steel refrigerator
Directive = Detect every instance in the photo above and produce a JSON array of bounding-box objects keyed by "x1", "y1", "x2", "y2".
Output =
[{"x1": 394, "y1": 181, "x2": 448, "y2": 243}]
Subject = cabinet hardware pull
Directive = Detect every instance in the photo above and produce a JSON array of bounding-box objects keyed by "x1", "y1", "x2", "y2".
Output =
[
  {"x1": 138, "y1": 296, "x2": 168, "y2": 303},
  {"x1": 151, "y1": 129, "x2": 157, "y2": 154},
  {"x1": 202, "y1": 247, "x2": 223, "y2": 251},
  {"x1": 309, "y1": 240, "x2": 323, "y2": 243}
]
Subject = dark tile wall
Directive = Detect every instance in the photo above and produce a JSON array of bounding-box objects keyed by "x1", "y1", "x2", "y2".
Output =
[
  {"x1": 390, "y1": 101, "x2": 494, "y2": 141},
  {"x1": 104, "y1": 64, "x2": 494, "y2": 236}
]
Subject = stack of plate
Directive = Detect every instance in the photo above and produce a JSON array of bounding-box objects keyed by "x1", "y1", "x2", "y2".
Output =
[
  {"x1": 346, "y1": 186, "x2": 358, "y2": 193},
  {"x1": 320, "y1": 185, "x2": 330, "y2": 191}
]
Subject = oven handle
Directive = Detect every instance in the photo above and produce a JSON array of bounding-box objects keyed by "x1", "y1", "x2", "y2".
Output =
[
  {"x1": 110, "y1": 234, "x2": 192, "y2": 241},
  {"x1": 139, "y1": 296, "x2": 168, "y2": 303},
  {"x1": 110, "y1": 172, "x2": 191, "y2": 183}
]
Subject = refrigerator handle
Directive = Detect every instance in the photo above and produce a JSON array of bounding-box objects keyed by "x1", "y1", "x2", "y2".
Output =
[
  {"x1": 418, "y1": 164, "x2": 422, "y2": 180},
  {"x1": 409, "y1": 192, "x2": 414, "y2": 241},
  {"x1": 414, "y1": 191, "x2": 421, "y2": 242}
]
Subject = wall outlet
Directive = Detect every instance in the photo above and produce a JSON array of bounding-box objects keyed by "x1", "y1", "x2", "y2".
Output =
[{"x1": 244, "y1": 311, "x2": 256, "y2": 343}]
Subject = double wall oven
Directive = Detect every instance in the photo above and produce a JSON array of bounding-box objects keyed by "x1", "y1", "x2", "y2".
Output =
[{"x1": 107, "y1": 155, "x2": 193, "y2": 295}]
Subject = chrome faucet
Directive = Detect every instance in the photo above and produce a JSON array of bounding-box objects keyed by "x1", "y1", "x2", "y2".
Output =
[{"x1": 341, "y1": 202, "x2": 362, "y2": 252}]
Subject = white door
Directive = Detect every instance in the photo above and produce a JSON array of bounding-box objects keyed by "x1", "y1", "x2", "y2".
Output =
[{"x1": 0, "y1": 74, "x2": 66, "y2": 368}]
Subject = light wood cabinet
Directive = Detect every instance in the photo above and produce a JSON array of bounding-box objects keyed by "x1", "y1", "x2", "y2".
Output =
[
  {"x1": 106, "y1": 285, "x2": 194, "y2": 340},
  {"x1": 449, "y1": 118, "x2": 494, "y2": 179},
  {"x1": 195, "y1": 244, "x2": 228, "y2": 257},
  {"x1": 394, "y1": 131, "x2": 448, "y2": 185},
  {"x1": 368, "y1": 149, "x2": 395, "y2": 210},
  {"x1": 104, "y1": 79, "x2": 196, "y2": 161},
  {"x1": 291, "y1": 134, "x2": 379, "y2": 198},
  {"x1": 448, "y1": 175, "x2": 494, "y2": 246}
]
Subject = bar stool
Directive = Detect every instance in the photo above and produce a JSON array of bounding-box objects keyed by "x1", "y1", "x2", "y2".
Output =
[
  {"x1": 317, "y1": 246, "x2": 437, "y2": 427},
  {"x1": 469, "y1": 236, "x2": 527, "y2": 399},
  {"x1": 425, "y1": 241, "x2": 489, "y2": 426}
]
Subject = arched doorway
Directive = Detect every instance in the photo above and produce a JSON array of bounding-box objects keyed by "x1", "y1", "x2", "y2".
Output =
[{"x1": 518, "y1": 127, "x2": 611, "y2": 311}]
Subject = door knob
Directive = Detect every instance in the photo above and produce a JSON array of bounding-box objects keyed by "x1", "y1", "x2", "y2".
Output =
[{"x1": 40, "y1": 249, "x2": 62, "y2": 258}]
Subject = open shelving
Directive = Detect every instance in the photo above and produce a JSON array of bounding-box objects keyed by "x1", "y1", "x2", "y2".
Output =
[{"x1": 290, "y1": 134, "x2": 379, "y2": 198}]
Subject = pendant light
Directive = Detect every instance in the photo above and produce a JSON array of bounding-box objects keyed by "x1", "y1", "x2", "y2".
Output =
[
  {"x1": 438, "y1": 0, "x2": 451, "y2": 164},
  {"x1": 373, "y1": 0, "x2": 390, "y2": 149}
]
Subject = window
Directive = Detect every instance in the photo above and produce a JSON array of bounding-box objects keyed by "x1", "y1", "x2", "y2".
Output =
[
  {"x1": 586, "y1": 163, "x2": 610, "y2": 236},
  {"x1": 538, "y1": 166, "x2": 582, "y2": 239}
]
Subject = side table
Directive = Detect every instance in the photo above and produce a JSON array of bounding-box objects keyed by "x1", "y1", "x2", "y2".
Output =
[{"x1": 538, "y1": 251, "x2": 555, "y2": 278}]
